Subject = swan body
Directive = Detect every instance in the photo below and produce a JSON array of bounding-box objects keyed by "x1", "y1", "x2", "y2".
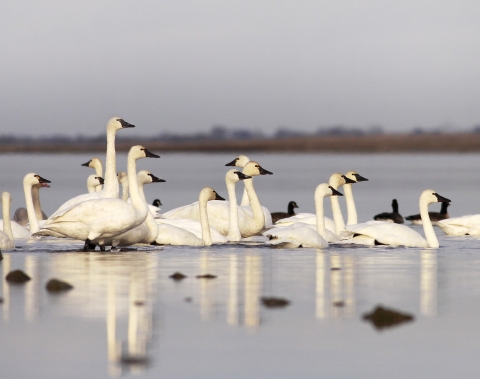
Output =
[
  {"x1": 373, "y1": 199, "x2": 404, "y2": 224},
  {"x1": 82, "y1": 157, "x2": 103, "y2": 192},
  {"x1": 164, "y1": 161, "x2": 273, "y2": 237},
  {"x1": 406, "y1": 202, "x2": 449, "y2": 225},
  {"x1": 345, "y1": 190, "x2": 450, "y2": 248},
  {"x1": 0, "y1": 192, "x2": 15, "y2": 250},
  {"x1": 437, "y1": 212, "x2": 480, "y2": 236},
  {"x1": 35, "y1": 146, "x2": 159, "y2": 247},
  {"x1": 263, "y1": 184, "x2": 342, "y2": 248},
  {"x1": 101, "y1": 171, "x2": 164, "y2": 248},
  {"x1": 156, "y1": 187, "x2": 225, "y2": 246},
  {"x1": 49, "y1": 117, "x2": 134, "y2": 218},
  {"x1": 13, "y1": 182, "x2": 49, "y2": 226}
]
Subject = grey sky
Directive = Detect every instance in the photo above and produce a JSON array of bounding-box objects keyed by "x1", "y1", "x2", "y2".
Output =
[{"x1": 1, "y1": 0, "x2": 480, "y2": 137}]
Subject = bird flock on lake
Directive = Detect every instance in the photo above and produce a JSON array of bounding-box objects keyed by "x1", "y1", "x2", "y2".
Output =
[{"x1": 1, "y1": 116, "x2": 480, "y2": 252}]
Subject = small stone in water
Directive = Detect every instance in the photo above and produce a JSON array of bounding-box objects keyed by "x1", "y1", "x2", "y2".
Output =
[
  {"x1": 45, "y1": 278, "x2": 74, "y2": 292},
  {"x1": 169, "y1": 272, "x2": 187, "y2": 281},
  {"x1": 6, "y1": 270, "x2": 31, "y2": 283},
  {"x1": 185, "y1": 297, "x2": 193, "y2": 302},
  {"x1": 134, "y1": 301, "x2": 145, "y2": 306},
  {"x1": 331, "y1": 267, "x2": 341, "y2": 271},
  {"x1": 261, "y1": 297, "x2": 290, "y2": 308},
  {"x1": 333, "y1": 301, "x2": 345, "y2": 307},
  {"x1": 362, "y1": 305, "x2": 414, "y2": 330},
  {"x1": 196, "y1": 274, "x2": 217, "y2": 279},
  {"x1": 0, "y1": 298, "x2": 3, "y2": 304}
]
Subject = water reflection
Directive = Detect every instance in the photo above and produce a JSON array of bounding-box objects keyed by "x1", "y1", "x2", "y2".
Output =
[{"x1": 420, "y1": 250, "x2": 438, "y2": 317}]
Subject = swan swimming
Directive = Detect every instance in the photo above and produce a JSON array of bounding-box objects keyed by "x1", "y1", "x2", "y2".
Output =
[
  {"x1": 345, "y1": 190, "x2": 450, "y2": 247},
  {"x1": 263, "y1": 184, "x2": 343, "y2": 248},
  {"x1": 163, "y1": 161, "x2": 273, "y2": 238},
  {"x1": 13, "y1": 180, "x2": 50, "y2": 227},
  {"x1": 156, "y1": 187, "x2": 225, "y2": 246},
  {"x1": 34, "y1": 145, "x2": 159, "y2": 249}
]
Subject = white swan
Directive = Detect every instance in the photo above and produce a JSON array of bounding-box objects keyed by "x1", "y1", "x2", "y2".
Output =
[
  {"x1": 49, "y1": 117, "x2": 134, "y2": 218},
  {"x1": 34, "y1": 145, "x2": 159, "y2": 249},
  {"x1": 225, "y1": 155, "x2": 273, "y2": 226},
  {"x1": 437, "y1": 208, "x2": 480, "y2": 236},
  {"x1": 345, "y1": 190, "x2": 450, "y2": 247},
  {"x1": 156, "y1": 187, "x2": 225, "y2": 246},
  {"x1": 13, "y1": 181, "x2": 49, "y2": 227},
  {"x1": 342, "y1": 171, "x2": 368, "y2": 225},
  {"x1": 0, "y1": 192, "x2": 15, "y2": 250},
  {"x1": 98, "y1": 170, "x2": 165, "y2": 250},
  {"x1": 263, "y1": 184, "x2": 343, "y2": 248},
  {"x1": 117, "y1": 172, "x2": 129, "y2": 201},
  {"x1": 87, "y1": 175, "x2": 104, "y2": 193},
  {"x1": 82, "y1": 157, "x2": 103, "y2": 192},
  {"x1": 163, "y1": 161, "x2": 272, "y2": 237}
]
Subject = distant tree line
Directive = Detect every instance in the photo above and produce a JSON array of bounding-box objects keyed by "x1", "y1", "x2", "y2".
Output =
[{"x1": 1, "y1": 124, "x2": 480, "y2": 145}]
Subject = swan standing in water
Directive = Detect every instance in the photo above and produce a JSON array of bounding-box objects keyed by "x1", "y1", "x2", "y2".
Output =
[
  {"x1": 87, "y1": 175, "x2": 104, "y2": 193},
  {"x1": 49, "y1": 117, "x2": 134, "y2": 218},
  {"x1": 263, "y1": 184, "x2": 343, "y2": 248},
  {"x1": 345, "y1": 190, "x2": 450, "y2": 247},
  {"x1": 0, "y1": 192, "x2": 15, "y2": 250},
  {"x1": 82, "y1": 157, "x2": 103, "y2": 192},
  {"x1": 156, "y1": 187, "x2": 225, "y2": 246},
  {"x1": 34, "y1": 146, "x2": 159, "y2": 250},
  {"x1": 163, "y1": 161, "x2": 272, "y2": 238},
  {"x1": 13, "y1": 181, "x2": 50, "y2": 227},
  {"x1": 98, "y1": 170, "x2": 165, "y2": 250},
  {"x1": 373, "y1": 199, "x2": 404, "y2": 224}
]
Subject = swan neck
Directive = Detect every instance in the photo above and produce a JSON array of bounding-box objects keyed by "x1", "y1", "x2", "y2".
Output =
[
  {"x1": 144, "y1": 208, "x2": 159, "y2": 243},
  {"x1": 343, "y1": 184, "x2": 357, "y2": 225},
  {"x1": 199, "y1": 196, "x2": 212, "y2": 246},
  {"x1": 121, "y1": 181, "x2": 129, "y2": 201},
  {"x1": 127, "y1": 156, "x2": 147, "y2": 222},
  {"x1": 24, "y1": 181, "x2": 39, "y2": 233},
  {"x1": 240, "y1": 187, "x2": 250, "y2": 206},
  {"x1": 2, "y1": 197, "x2": 14, "y2": 241},
  {"x1": 102, "y1": 128, "x2": 119, "y2": 198},
  {"x1": 420, "y1": 199, "x2": 439, "y2": 248},
  {"x1": 31, "y1": 185, "x2": 44, "y2": 221},
  {"x1": 330, "y1": 196, "x2": 345, "y2": 235},
  {"x1": 314, "y1": 190, "x2": 327, "y2": 240},
  {"x1": 243, "y1": 179, "x2": 264, "y2": 230},
  {"x1": 227, "y1": 180, "x2": 241, "y2": 241}
]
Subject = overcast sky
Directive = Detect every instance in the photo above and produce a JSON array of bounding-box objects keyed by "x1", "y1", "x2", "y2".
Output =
[{"x1": 1, "y1": 1, "x2": 480, "y2": 137}]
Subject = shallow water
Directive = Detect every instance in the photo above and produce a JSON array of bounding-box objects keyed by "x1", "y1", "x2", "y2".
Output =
[{"x1": 1, "y1": 153, "x2": 480, "y2": 378}]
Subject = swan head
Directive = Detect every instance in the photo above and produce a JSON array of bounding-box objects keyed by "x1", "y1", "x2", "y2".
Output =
[
  {"x1": 117, "y1": 172, "x2": 128, "y2": 185},
  {"x1": 242, "y1": 161, "x2": 273, "y2": 176},
  {"x1": 225, "y1": 155, "x2": 250, "y2": 168},
  {"x1": 225, "y1": 169, "x2": 252, "y2": 184},
  {"x1": 24, "y1": 173, "x2": 51, "y2": 187},
  {"x1": 137, "y1": 170, "x2": 166, "y2": 184},
  {"x1": 328, "y1": 172, "x2": 353, "y2": 189},
  {"x1": 81, "y1": 157, "x2": 102, "y2": 169},
  {"x1": 316, "y1": 183, "x2": 344, "y2": 198},
  {"x1": 87, "y1": 175, "x2": 104, "y2": 189},
  {"x1": 106, "y1": 117, "x2": 135, "y2": 131},
  {"x1": 344, "y1": 171, "x2": 369, "y2": 183},
  {"x1": 152, "y1": 199, "x2": 162, "y2": 207},
  {"x1": 199, "y1": 187, "x2": 225, "y2": 202},
  {"x1": 128, "y1": 145, "x2": 160, "y2": 160},
  {"x1": 420, "y1": 190, "x2": 451, "y2": 205}
]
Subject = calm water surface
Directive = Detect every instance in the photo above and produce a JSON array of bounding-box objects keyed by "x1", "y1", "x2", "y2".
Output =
[{"x1": 1, "y1": 153, "x2": 480, "y2": 378}]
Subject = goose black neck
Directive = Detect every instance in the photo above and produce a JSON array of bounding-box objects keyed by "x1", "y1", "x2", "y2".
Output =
[
  {"x1": 392, "y1": 199, "x2": 399, "y2": 213},
  {"x1": 440, "y1": 202, "x2": 449, "y2": 214}
]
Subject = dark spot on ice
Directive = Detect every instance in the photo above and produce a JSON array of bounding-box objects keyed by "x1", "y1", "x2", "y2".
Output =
[
  {"x1": 185, "y1": 297, "x2": 193, "y2": 302},
  {"x1": 46, "y1": 278, "x2": 74, "y2": 292},
  {"x1": 331, "y1": 267, "x2": 341, "y2": 271},
  {"x1": 169, "y1": 272, "x2": 187, "y2": 281},
  {"x1": 134, "y1": 301, "x2": 145, "y2": 306},
  {"x1": 196, "y1": 274, "x2": 217, "y2": 279},
  {"x1": 333, "y1": 301, "x2": 345, "y2": 307},
  {"x1": 6, "y1": 270, "x2": 31, "y2": 283},
  {"x1": 362, "y1": 305, "x2": 414, "y2": 330},
  {"x1": 261, "y1": 297, "x2": 290, "y2": 308}
]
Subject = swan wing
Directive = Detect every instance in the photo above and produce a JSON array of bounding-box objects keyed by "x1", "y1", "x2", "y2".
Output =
[
  {"x1": 437, "y1": 214, "x2": 480, "y2": 236},
  {"x1": 0, "y1": 220, "x2": 31, "y2": 239},
  {"x1": 263, "y1": 224, "x2": 328, "y2": 248},
  {"x1": 157, "y1": 218, "x2": 227, "y2": 243}
]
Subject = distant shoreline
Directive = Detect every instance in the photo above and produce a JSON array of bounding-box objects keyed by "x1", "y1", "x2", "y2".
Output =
[{"x1": 2, "y1": 133, "x2": 480, "y2": 154}]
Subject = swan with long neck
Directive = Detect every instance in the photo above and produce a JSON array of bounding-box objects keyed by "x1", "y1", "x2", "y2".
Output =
[
  {"x1": 49, "y1": 117, "x2": 134, "y2": 218},
  {"x1": 263, "y1": 184, "x2": 343, "y2": 248},
  {"x1": 117, "y1": 172, "x2": 129, "y2": 201},
  {"x1": 342, "y1": 171, "x2": 368, "y2": 225},
  {"x1": 34, "y1": 146, "x2": 159, "y2": 249},
  {"x1": 345, "y1": 190, "x2": 450, "y2": 247},
  {"x1": 163, "y1": 161, "x2": 272, "y2": 237},
  {"x1": 156, "y1": 187, "x2": 225, "y2": 246},
  {"x1": 98, "y1": 170, "x2": 165, "y2": 250},
  {"x1": 13, "y1": 181, "x2": 49, "y2": 227},
  {"x1": 0, "y1": 192, "x2": 15, "y2": 250},
  {"x1": 82, "y1": 157, "x2": 103, "y2": 192}
]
